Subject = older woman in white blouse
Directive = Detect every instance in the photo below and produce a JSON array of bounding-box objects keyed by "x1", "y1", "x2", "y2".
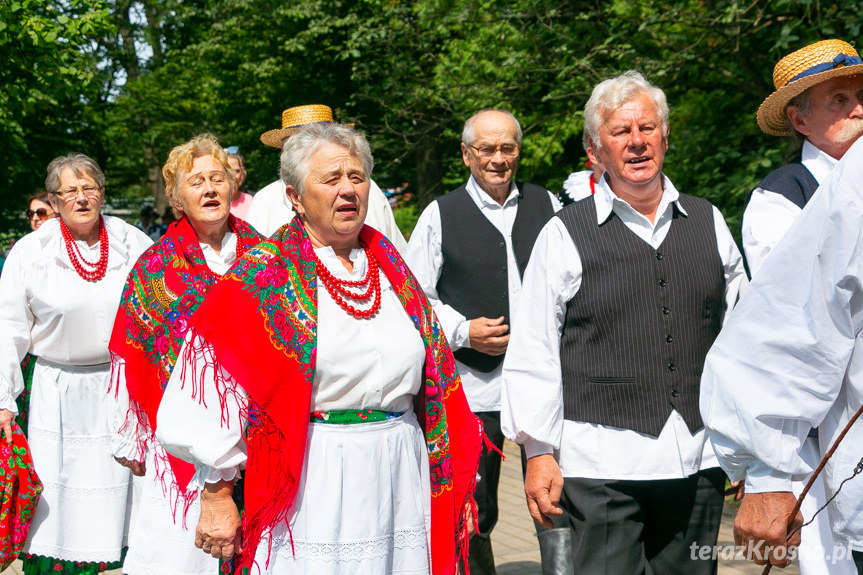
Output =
[
  {"x1": 0, "y1": 154, "x2": 151, "y2": 574},
  {"x1": 109, "y1": 134, "x2": 262, "y2": 575},
  {"x1": 156, "y1": 123, "x2": 483, "y2": 575}
]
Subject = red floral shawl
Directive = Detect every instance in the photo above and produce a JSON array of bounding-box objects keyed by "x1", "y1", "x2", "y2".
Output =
[
  {"x1": 0, "y1": 421, "x2": 42, "y2": 570},
  {"x1": 109, "y1": 215, "x2": 262, "y2": 493},
  {"x1": 189, "y1": 218, "x2": 484, "y2": 574}
]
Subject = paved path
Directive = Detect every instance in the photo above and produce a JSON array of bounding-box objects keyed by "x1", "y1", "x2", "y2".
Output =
[{"x1": 2, "y1": 439, "x2": 798, "y2": 575}]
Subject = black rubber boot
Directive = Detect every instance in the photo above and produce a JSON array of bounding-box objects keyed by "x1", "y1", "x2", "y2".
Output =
[{"x1": 537, "y1": 527, "x2": 574, "y2": 575}]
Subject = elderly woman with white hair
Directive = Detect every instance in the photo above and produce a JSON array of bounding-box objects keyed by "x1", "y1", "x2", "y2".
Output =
[
  {"x1": 0, "y1": 154, "x2": 152, "y2": 574},
  {"x1": 156, "y1": 122, "x2": 483, "y2": 575}
]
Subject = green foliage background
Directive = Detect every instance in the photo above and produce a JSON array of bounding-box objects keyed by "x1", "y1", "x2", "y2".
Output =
[{"x1": 2, "y1": 0, "x2": 860, "y2": 241}]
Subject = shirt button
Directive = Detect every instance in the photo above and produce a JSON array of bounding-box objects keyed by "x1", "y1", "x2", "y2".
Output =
[
  {"x1": 671, "y1": 390, "x2": 679, "y2": 398},
  {"x1": 658, "y1": 279, "x2": 667, "y2": 287},
  {"x1": 662, "y1": 307, "x2": 670, "y2": 315},
  {"x1": 656, "y1": 252, "x2": 664, "y2": 260},
  {"x1": 498, "y1": 241, "x2": 505, "y2": 248},
  {"x1": 667, "y1": 363, "x2": 675, "y2": 371},
  {"x1": 666, "y1": 335, "x2": 673, "y2": 343}
]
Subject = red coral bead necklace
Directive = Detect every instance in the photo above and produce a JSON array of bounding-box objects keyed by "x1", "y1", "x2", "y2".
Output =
[
  {"x1": 60, "y1": 216, "x2": 109, "y2": 282},
  {"x1": 230, "y1": 219, "x2": 248, "y2": 260},
  {"x1": 313, "y1": 243, "x2": 381, "y2": 319}
]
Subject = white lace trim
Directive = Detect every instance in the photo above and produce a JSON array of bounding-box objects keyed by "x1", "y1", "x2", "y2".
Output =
[
  {"x1": 29, "y1": 426, "x2": 113, "y2": 447},
  {"x1": 187, "y1": 464, "x2": 240, "y2": 491},
  {"x1": 25, "y1": 542, "x2": 124, "y2": 563},
  {"x1": 271, "y1": 526, "x2": 428, "y2": 561},
  {"x1": 111, "y1": 434, "x2": 144, "y2": 460},
  {"x1": 40, "y1": 480, "x2": 129, "y2": 499}
]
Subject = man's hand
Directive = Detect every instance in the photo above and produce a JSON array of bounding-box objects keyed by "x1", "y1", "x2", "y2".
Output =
[
  {"x1": 468, "y1": 316, "x2": 510, "y2": 356},
  {"x1": 114, "y1": 456, "x2": 146, "y2": 477},
  {"x1": 726, "y1": 479, "x2": 745, "y2": 501},
  {"x1": 734, "y1": 491, "x2": 802, "y2": 568},
  {"x1": 524, "y1": 454, "x2": 564, "y2": 528},
  {"x1": 0, "y1": 409, "x2": 14, "y2": 444},
  {"x1": 197, "y1": 479, "x2": 242, "y2": 559}
]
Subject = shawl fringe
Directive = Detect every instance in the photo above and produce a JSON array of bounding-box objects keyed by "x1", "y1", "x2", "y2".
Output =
[
  {"x1": 188, "y1": 220, "x2": 483, "y2": 575},
  {"x1": 109, "y1": 215, "x2": 262, "y2": 511}
]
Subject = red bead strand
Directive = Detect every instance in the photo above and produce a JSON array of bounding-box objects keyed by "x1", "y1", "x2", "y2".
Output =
[
  {"x1": 313, "y1": 244, "x2": 382, "y2": 319},
  {"x1": 60, "y1": 216, "x2": 109, "y2": 282},
  {"x1": 230, "y1": 219, "x2": 248, "y2": 260}
]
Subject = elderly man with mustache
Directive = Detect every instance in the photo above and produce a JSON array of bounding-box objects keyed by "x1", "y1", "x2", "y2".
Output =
[{"x1": 727, "y1": 38, "x2": 863, "y2": 575}]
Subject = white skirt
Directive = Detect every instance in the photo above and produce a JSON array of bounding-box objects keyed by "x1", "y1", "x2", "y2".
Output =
[
  {"x1": 24, "y1": 360, "x2": 131, "y2": 562},
  {"x1": 122, "y1": 439, "x2": 220, "y2": 575},
  {"x1": 255, "y1": 410, "x2": 432, "y2": 575}
]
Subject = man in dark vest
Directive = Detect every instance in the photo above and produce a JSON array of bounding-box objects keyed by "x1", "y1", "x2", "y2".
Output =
[
  {"x1": 406, "y1": 109, "x2": 561, "y2": 574},
  {"x1": 737, "y1": 39, "x2": 863, "y2": 575},
  {"x1": 500, "y1": 71, "x2": 747, "y2": 575}
]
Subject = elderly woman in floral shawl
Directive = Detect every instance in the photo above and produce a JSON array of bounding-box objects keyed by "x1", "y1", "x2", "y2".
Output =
[
  {"x1": 156, "y1": 122, "x2": 484, "y2": 575},
  {"x1": 109, "y1": 134, "x2": 262, "y2": 575}
]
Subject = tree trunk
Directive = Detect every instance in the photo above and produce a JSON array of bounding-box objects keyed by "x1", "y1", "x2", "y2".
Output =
[{"x1": 414, "y1": 125, "x2": 444, "y2": 210}]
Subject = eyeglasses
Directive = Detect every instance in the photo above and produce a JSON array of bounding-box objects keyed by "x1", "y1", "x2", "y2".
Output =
[
  {"x1": 469, "y1": 143, "x2": 520, "y2": 159},
  {"x1": 26, "y1": 208, "x2": 54, "y2": 220},
  {"x1": 53, "y1": 186, "x2": 102, "y2": 201}
]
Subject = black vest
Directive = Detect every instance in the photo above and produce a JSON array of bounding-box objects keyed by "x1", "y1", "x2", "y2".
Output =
[
  {"x1": 556, "y1": 194, "x2": 726, "y2": 437},
  {"x1": 436, "y1": 182, "x2": 554, "y2": 372},
  {"x1": 747, "y1": 156, "x2": 819, "y2": 210}
]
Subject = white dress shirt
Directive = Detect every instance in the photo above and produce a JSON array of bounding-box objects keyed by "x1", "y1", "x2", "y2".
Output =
[
  {"x1": 405, "y1": 176, "x2": 562, "y2": 412},
  {"x1": 0, "y1": 215, "x2": 151, "y2": 562},
  {"x1": 0, "y1": 216, "x2": 152, "y2": 411},
  {"x1": 701, "y1": 137, "x2": 863, "y2": 549},
  {"x1": 501, "y1": 175, "x2": 747, "y2": 480},
  {"x1": 742, "y1": 140, "x2": 837, "y2": 274},
  {"x1": 112, "y1": 230, "x2": 241, "y2": 460},
  {"x1": 246, "y1": 178, "x2": 408, "y2": 252},
  {"x1": 112, "y1": 231, "x2": 241, "y2": 575},
  {"x1": 157, "y1": 245, "x2": 426, "y2": 486}
]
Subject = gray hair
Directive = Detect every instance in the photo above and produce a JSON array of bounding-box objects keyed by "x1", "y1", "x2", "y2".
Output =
[
  {"x1": 462, "y1": 109, "x2": 524, "y2": 146},
  {"x1": 786, "y1": 89, "x2": 813, "y2": 144},
  {"x1": 279, "y1": 123, "x2": 374, "y2": 195},
  {"x1": 583, "y1": 70, "x2": 670, "y2": 151},
  {"x1": 45, "y1": 153, "x2": 106, "y2": 195}
]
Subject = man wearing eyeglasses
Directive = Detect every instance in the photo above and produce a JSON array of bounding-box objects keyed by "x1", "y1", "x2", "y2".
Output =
[{"x1": 406, "y1": 109, "x2": 561, "y2": 574}]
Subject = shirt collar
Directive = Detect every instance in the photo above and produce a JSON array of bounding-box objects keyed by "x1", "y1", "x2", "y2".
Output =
[
  {"x1": 592, "y1": 172, "x2": 687, "y2": 225},
  {"x1": 41, "y1": 214, "x2": 135, "y2": 271},
  {"x1": 801, "y1": 139, "x2": 838, "y2": 185},
  {"x1": 313, "y1": 244, "x2": 367, "y2": 280},
  {"x1": 200, "y1": 231, "x2": 237, "y2": 266},
  {"x1": 465, "y1": 175, "x2": 519, "y2": 208}
]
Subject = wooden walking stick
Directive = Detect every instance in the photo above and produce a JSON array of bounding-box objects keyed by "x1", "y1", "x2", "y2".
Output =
[{"x1": 761, "y1": 402, "x2": 863, "y2": 574}]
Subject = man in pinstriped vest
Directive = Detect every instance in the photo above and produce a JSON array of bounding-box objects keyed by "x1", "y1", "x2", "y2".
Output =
[{"x1": 501, "y1": 71, "x2": 747, "y2": 574}]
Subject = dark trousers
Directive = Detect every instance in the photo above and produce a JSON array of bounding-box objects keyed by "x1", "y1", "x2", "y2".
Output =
[
  {"x1": 466, "y1": 411, "x2": 505, "y2": 575},
  {"x1": 561, "y1": 468, "x2": 726, "y2": 575},
  {"x1": 853, "y1": 549, "x2": 863, "y2": 574}
]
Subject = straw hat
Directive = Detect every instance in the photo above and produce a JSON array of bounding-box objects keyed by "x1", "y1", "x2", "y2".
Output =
[
  {"x1": 757, "y1": 39, "x2": 863, "y2": 136},
  {"x1": 260, "y1": 104, "x2": 336, "y2": 148}
]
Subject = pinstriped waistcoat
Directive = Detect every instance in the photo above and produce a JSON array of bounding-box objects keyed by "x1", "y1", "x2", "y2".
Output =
[{"x1": 556, "y1": 194, "x2": 725, "y2": 437}]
